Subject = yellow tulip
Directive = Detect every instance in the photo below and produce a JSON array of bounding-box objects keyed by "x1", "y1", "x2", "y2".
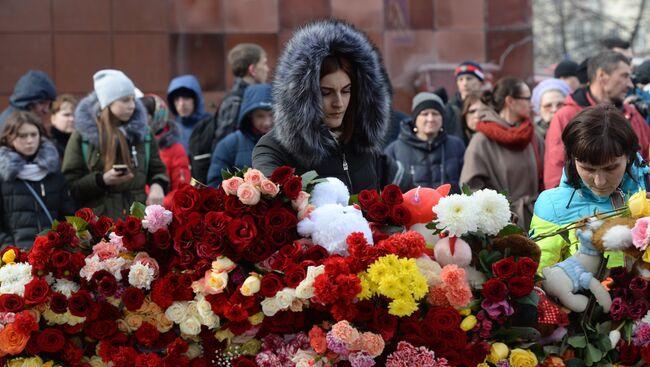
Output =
[
  {"x1": 460, "y1": 315, "x2": 477, "y2": 331},
  {"x1": 628, "y1": 190, "x2": 650, "y2": 218},
  {"x1": 2, "y1": 249, "x2": 16, "y2": 264}
]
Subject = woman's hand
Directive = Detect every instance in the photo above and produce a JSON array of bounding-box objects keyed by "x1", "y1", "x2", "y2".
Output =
[
  {"x1": 103, "y1": 168, "x2": 134, "y2": 186},
  {"x1": 146, "y1": 183, "x2": 165, "y2": 206}
]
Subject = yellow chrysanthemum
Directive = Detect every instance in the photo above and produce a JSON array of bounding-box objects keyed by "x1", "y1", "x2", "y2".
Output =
[
  {"x1": 358, "y1": 275, "x2": 374, "y2": 300},
  {"x1": 378, "y1": 277, "x2": 403, "y2": 299},
  {"x1": 367, "y1": 262, "x2": 390, "y2": 283},
  {"x1": 388, "y1": 297, "x2": 419, "y2": 317}
]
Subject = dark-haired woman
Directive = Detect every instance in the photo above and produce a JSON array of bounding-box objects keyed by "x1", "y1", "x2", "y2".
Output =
[
  {"x1": 0, "y1": 111, "x2": 75, "y2": 249},
  {"x1": 532, "y1": 105, "x2": 647, "y2": 271},
  {"x1": 252, "y1": 19, "x2": 411, "y2": 193},
  {"x1": 460, "y1": 77, "x2": 543, "y2": 231}
]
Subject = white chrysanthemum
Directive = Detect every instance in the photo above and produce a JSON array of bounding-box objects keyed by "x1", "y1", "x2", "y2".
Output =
[
  {"x1": 0, "y1": 262, "x2": 33, "y2": 296},
  {"x1": 472, "y1": 189, "x2": 511, "y2": 235},
  {"x1": 432, "y1": 194, "x2": 479, "y2": 237},
  {"x1": 128, "y1": 262, "x2": 155, "y2": 290},
  {"x1": 52, "y1": 278, "x2": 80, "y2": 297}
]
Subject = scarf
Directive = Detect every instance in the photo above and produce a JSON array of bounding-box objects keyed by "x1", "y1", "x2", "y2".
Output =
[
  {"x1": 475, "y1": 119, "x2": 534, "y2": 151},
  {"x1": 17, "y1": 163, "x2": 48, "y2": 181}
]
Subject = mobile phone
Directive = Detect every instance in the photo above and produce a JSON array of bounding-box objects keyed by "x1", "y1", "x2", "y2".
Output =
[{"x1": 112, "y1": 164, "x2": 129, "y2": 175}]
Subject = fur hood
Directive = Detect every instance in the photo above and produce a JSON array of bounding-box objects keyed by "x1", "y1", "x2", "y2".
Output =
[
  {"x1": 270, "y1": 19, "x2": 390, "y2": 167},
  {"x1": 0, "y1": 139, "x2": 60, "y2": 182},
  {"x1": 75, "y1": 92, "x2": 150, "y2": 146}
]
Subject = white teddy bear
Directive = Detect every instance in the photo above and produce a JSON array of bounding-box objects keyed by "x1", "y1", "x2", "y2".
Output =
[{"x1": 297, "y1": 178, "x2": 374, "y2": 255}]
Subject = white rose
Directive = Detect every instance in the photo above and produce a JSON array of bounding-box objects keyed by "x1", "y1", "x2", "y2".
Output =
[
  {"x1": 306, "y1": 265, "x2": 325, "y2": 280},
  {"x1": 186, "y1": 343, "x2": 203, "y2": 359},
  {"x1": 240, "y1": 274, "x2": 261, "y2": 296},
  {"x1": 196, "y1": 297, "x2": 213, "y2": 320},
  {"x1": 200, "y1": 312, "x2": 220, "y2": 329},
  {"x1": 164, "y1": 302, "x2": 188, "y2": 323},
  {"x1": 179, "y1": 316, "x2": 202, "y2": 336},
  {"x1": 295, "y1": 278, "x2": 315, "y2": 299},
  {"x1": 212, "y1": 256, "x2": 236, "y2": 273},
  {"x1": 186, "y1": 301, "x2": 199, "y2": 317},
  {"x1": 275, "y1": 288, "x2": 296, "y2": 309},
  {"x1": 261, "y1": 298, "x2": 281, "y2": 316}
]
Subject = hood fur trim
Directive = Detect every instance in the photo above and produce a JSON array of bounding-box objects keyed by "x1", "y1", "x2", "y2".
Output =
[
  {"x1": 271, "y1": 19, "x2": 390, "y2": 167},
  {"x1": 75, "y1": 92, "x2": 150, "y2": 146},
  {"x1": 0, "y1": 139, "x2": 60, "y2": 182}
]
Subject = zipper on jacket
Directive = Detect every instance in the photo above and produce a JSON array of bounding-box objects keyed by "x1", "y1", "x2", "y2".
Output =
[
  {"x1": 40, "y1": 183, "x2": 45, "y2": 197},
  {"x1": 341, "y1": 153, "x2": 354, "y2": 193}
]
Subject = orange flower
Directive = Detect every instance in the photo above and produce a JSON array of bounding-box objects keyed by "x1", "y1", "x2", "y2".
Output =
[
  {"x1": 543, "y1": 356, "x2": 566, "y2": 367},
  {"x1": 308, "y1": 325, "x2": 327, "y2": 354},
  {"x1": 0, "y1": 324, "x2": 30, "y2": 357}
]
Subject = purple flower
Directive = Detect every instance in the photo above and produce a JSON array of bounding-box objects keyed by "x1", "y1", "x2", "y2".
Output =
[
  {"x1": 349, "y1": 351, "x2": 376, "y2": 367},
  {"x1": 326, "y1": 333, "x2": 349, "y2": 355},
  {"x1": 255, "y1": 351, "x2": 282, "y2": 367},
  {"x1": 610, "y1": 298, "x2": 629, "y2": 321},
  {"x1": 481, "y1": 299, "x2": 514, "y2": 319},
  {"x1": 633, "y1": 323, "x2": 650, "y2": 347},
  {"x1": 629, "y1": 299, "x2": 650, "y2": 320},
  {"x1": 496, "y1": 361, "x2": 512, "y2": 367},
  {"x1": 630, "y1": 276, "x2": 649, "y2": 299}
]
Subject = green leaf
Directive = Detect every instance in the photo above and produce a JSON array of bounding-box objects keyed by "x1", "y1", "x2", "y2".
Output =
[
  {"x1": 565, "y1": 360, "x2": 587, "y2": 367},
  {"x1": 515, "y1": 291, "x2": 540, "y2": 307},
  {"x1": 568, "y1": 335, "x2": 587, "y2": 348},
  {"x1": 301, "y1": 170, "x2": 319, "y2": 188},
  {"x1": 595, "y1": 334, "x2": 612, "y2": 352},
  {"x1": 425, "y1": 222, "x2": 438, "y2": 230},
  {"x1": 51, "y1": 219, "x2": 60, "y2": 231},
  {"x1": 65, "y1": 216, "x2": 88, "y2": 232},
  {"x1": 130, "y1": 202, "x2": 146, "y2": 219},
  {"x1": 586, "y1": 342, "x2": 603, "y2": 364},
  {"x1": 559, "y1": 231, "x2": 572, "y2": 244},
  {"x1": 623, "y1": 321, "x2": 633, "y2": 342},
  {"x1": 221, "y1": 169, "x2": 234, "y2": 180},
  {"x1": 349, "y1": 194, "x2": 359, "y2": 205},
  {"x1": 461, "y1": 183, "x2": 473, "y2": 196},
  {"x1": 497, "y1": 224, "x2": 524, "y2": 236}
]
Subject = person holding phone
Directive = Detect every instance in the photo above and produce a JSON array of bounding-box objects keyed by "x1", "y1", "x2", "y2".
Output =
[{"x1": 62, "y1": 70, "x2": 168, "y2": 219}]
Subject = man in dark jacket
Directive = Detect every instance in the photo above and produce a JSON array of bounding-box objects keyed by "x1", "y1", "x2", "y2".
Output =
[
  {"x1": 445, "y1": 61, "x2": 485, "y2": 143},
  {"x1": 0, "y1": 70, "x2": 57, "y2": 131}
]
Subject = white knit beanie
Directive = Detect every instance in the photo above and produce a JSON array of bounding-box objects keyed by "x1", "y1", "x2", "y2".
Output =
[{"x1": 93, "y1": 69, "x2": 135, "y2": 109}]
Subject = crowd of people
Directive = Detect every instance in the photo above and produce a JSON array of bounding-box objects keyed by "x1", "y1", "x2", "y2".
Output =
[{"x1": 1, "y1": 20, "x2": 650, "y2": 276}]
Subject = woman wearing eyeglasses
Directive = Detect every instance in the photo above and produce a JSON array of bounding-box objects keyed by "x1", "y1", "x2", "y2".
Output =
[
  {"x1": 460, "y1": 77, "x2": 544, "y2": 231},
  {"x1": 531, "y1": 78, "x2": 571, "y2": 140}
]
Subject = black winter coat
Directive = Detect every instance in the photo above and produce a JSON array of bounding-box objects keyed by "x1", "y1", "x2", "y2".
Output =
[
  {"x1": 385, "y1": 121, "x2": 465, "y2": 193},
  {"x1": 0, "y1": 140, "x2": 75, "y2": 249}
]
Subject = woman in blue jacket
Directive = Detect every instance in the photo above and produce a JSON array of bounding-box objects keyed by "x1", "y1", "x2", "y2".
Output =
[
  {"x1": 531, "y1": 105, "x2": 647, "y2": 272},
  {"x1": 207, "y1": 84, "x2": 272, "y2": 187},
  {"x1": 385, "y1": 92, "x2": 465, "y2": 192}
]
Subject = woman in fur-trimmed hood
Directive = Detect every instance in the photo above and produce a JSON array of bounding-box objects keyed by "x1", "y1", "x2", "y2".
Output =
[
  {"x1": 0, "y1": 111, "x2": 75, "y2": 249},
  {"x1": 252, "y1": 19, "x2": 411, "y2": 193},
  {"x1": 62, "y1": 70, "x2": 168, "y2": 219}
]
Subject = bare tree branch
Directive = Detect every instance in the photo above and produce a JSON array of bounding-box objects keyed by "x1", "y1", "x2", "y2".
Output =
[{"x1": 629, "y1": 0, "x2": 648, "y2": 44}]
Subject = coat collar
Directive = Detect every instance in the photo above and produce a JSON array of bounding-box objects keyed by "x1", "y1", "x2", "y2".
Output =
[{"x1": 0, "y1": 139, "x2": 60, "y2": 182}]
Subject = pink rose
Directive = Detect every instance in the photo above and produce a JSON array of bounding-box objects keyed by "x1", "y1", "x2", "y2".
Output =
[
  {"x1": 222, "y1": 177, "x2": 244, "y2": 195},
  {"x1": 632, "y1": 217, "x2": 650, "y2": 251},
  {"x1": 260, "y1": 179, "x2": 280, "y2": 197},
  {"x1": 91, "y1": 239, "x2": 120, "y2": 260},
  {"x1": 133, "y1": 252, "x2": 160, "y2": 278},
  {"x1": 297, "y1": 204, "x2": 314, "y2": 221},
  {"x1": 237, "y1": 182, "x2": 261, "y2": 205},
  {"x1": 244, "y1": 169, "x2": 265, "y2": 186},
  {"x1": 291, "y1": 191, "x2": 310, "y2": 212}
]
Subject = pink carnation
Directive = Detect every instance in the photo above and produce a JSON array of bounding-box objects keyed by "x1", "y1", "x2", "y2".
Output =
[
  {"x1": 427, "y1": 285, "x2": 450, "y2": 307},
  {"x1": 142, "y1": 205, "x2": 173, "y2": 234},
  {"x1": 222, "y1": 177, "x2": 244, "y2": 195},
  {"x1": 632, "y1": 217, "x2": 650, "y2": 251},
  {"x1": 445, "y1": 285, "x2": 472, "y2": 308},
  {"x1": 330, "y1": 320, "x2": 360, "y2": 345},
  {"x1": 440, "y1": 264, "x2": 466, "y2": 287},
  {"x1": 357, "y1": 332, "x2": 385, "y2": 357}
]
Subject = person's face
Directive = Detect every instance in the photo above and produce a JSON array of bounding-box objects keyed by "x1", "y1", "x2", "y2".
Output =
[
  {"x1": 28, "y1": 100, "x2": 52, "y2": 125},
  {"x1": 51, "y1": 101, "x2": 75, "y2": 133},
  {"x1": 12, "y1": 123, "x2": 40, "y2": 157},
  {"x1": 465, "y1": 101, "x2": 485, "y2": 131},
  {"x1": 560, "y1": 76, "x2": 580, "y2": 91},
  {"x1": 174, "y1": 95, "x2": 195, "y2": 118},
  {"x1": 508, "y1": 84, "x2": 532, "y2": 120},
  {"x1": 320, "y1": 69, "x2": 351, "y2": 130},
  {"x1": 575, "y1": 155, "x2": 628, "y2": 197},
  {"x1": 539, "y1": 90, "x2": 566, "y2": 123},
  {"x1": 109, "y1": 96, "x2": 136, "y2": 122},
  {"x1": 415, "y1": 108, "x2": 443, "y2": 139},
  {"x1": 250, "y1": 54, "x2": 270, "y2": 83},
  {"x1": 250, "y1": 109, "x2": 273, "y2": 134},
  {"x1": 600, "y1": 61, "x2": 634, "y2": 104},
  {"x1": 456, "y1": 74, "x2": 482, "y2": 99}
]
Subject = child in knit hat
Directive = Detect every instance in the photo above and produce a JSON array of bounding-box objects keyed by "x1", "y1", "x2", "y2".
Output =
[{"x1": 61, "y1": 69, "x2": 169, "y2": 219}]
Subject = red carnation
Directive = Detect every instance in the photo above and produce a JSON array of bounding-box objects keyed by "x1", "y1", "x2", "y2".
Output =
[
  {"x1": 516, "y1": 257, "x2": 539, "y2": 278},
  {"x1": 358, "y1": 189, "x2": 380, "y2": 209},
  {"x1": 260, "y1": 273, "x2": 284, "y2": 298},
  {"x1": 135, "y1": 322, "x2": 159, "y2": 347},
  {"x1": 270, "y1": 166, "x2": 295, "y2": 185},
  {"x1": 49, "y1": 292, "x2": 68, "y2": 314},
  {"x1": 381, "y1": 184, "x2": 404, "y2": 206},
  {"x1": 509, "y1": 276, "x2": 535, "y2": 298},
  {"x1": 36, "y1": 327, "x2": 65, "y2": 353},
  {"x1": 122, "y1": 287, "x2": 145, "y2": 311},
  {"x1": 75, "y1": 207, "x2": 96, "y2": 224},
  {"x1": 492, "y1": 256, "x2": 517, "y2": 280},
  {"x1": 23, "y1": 277, "x2": 50, "y2": 305},
  {"x1": 14, "y1": 310, "x2": 37, "y2": 334},
  {"x1": 135, "y1": 353, "x2": 163, "y2": 367},
  {"x1": 224, "y1": 303, "x2": 249, "y2": 322},
  {"x1": 283, "y1": 176, "x2": 303, "y2": 200},
  {"x1": 0, "y1": 293, "x2": 24, "y2": 313},
  {"x1": 367, "y1": 202, "x2": 390, "y2": 222},
  {"x1": 482, "y1": 278, "x2": 509, "y2": 302}
]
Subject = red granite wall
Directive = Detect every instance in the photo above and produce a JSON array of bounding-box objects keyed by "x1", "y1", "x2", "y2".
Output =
[{"x1": 0, "y1": 0, "x2": 533, "y2": 114}]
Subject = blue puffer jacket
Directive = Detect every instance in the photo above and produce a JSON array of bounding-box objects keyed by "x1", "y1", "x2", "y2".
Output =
[
  {"x1": 0, "y1": 70, "x2": 57, "y2": 126},
  {"x1": 385, "y1": 119, "x2": 465, "y2": 193},
  {"x1": 166, "y1": 75, "x2": 211, "y2": 152},
  {"x1": 207, "y1": 84, "x2": 272, "y2": 187},
  {"x1": 530, "y1": 159, "x2": 648, "y2": 272}
]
